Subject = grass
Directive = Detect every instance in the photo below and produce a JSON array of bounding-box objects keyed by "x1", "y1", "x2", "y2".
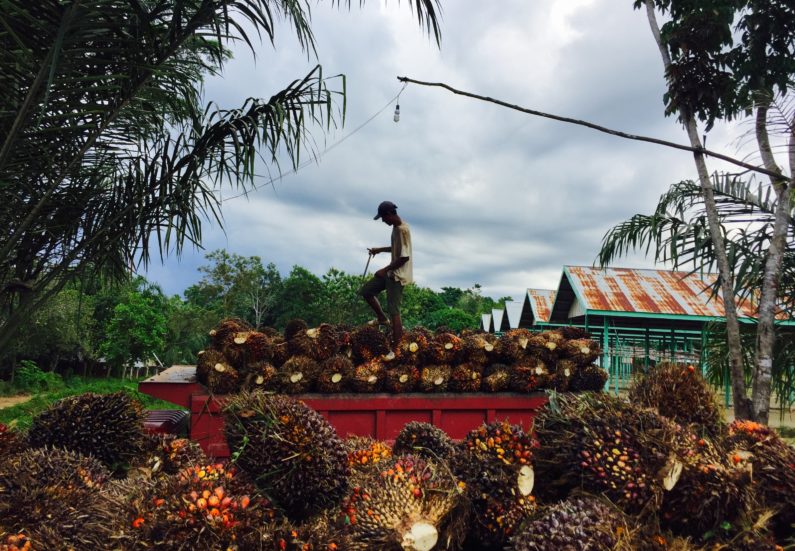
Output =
[{"x1": 0, "y1": 377, "x2": 180, "y2": 430}]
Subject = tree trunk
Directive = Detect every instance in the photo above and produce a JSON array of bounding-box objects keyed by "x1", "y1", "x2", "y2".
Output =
[
  {"x1": 750, "y1": 100, "x2": 793, "y2": 423},
  {"x1": 644, "y1": 0, "x2": 750, "y2": 419}
]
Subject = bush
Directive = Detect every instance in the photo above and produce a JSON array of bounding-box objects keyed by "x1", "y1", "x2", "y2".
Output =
[{"x1": 14, "y1": 361, "x2": 64, "y2": 392}]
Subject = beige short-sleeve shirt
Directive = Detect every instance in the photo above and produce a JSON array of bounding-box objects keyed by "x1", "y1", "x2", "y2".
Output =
[{"x1": 389, "y1": 222, "x2": 413, "y2": 285}]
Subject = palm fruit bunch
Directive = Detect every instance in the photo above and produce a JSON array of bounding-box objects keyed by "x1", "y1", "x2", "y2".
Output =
[
  {"x1": 351, "y1": 325, "x2": 390, "y2": 363},
  {"x1": 240, "y1": 330, "x2": 274, "y2": 362},
  {"x1": 425, "y1": 332, "x2": 463, "y2": 365},
  {"x1": 509, "y1": 356, "x2": 548, "y2": 393},
  {"x1": 340, "y1": 455, "x2": 465, "y2": 551},
  {"x1": 560, "y1": 337, "x2": 601, "y2": 366},
  {"x1": 469, "y1": 493, "x2": 537, "y2": 549},
  {"x1": 27, "y1": 391, "x2": 145, "y2": 471},
  {"x1": 333, "y1": 323, "x2": 355, "y2": 359},
  {"x1": 0, "y1": 532, "x2": 32, "y2": 551},
  {"x1": 569, "y1": 363, "x2": 608, "y2": 392},
  {"x1": 132, "y1": 433, "x2": 208, "y2": 480},
  {"x1": 0, "y1": 447, "x2": 110, "y2": 548},
  {"x1": 555, "y1": 326, "x2": 591, "y2": 340},
  {"x1": 546, "y1": 359, "x2": 573, "y2": 392},
  {"x1": 452, "y1": 444, "x2": 536, "y2": 549},
  {"x1": 392, "y1": 422, "x2": 457, "y2": 463},
  {"x1": 284, "y1": 318, "x2": 309, "y2": 340},
  {"x1": 528, "y1": 330, "x2": 564, "y2": 364},
  {"x1": 658, "y1": 441, "x2": 753, "y2": 539},
  {"x1": 726, "y1": 420, "x2": 795, "y2": 537},
  {"x1": 116, "y1": 462, "x2": 274, "y2": 550},
  {"x1": 316, "y1": 355, "x2": 355, "y2": 393},
  {"x1": 270, "y1": 334, "x2": 291, "y2": 367},
  {"x1": 241, "y1": 360, "x2": 277, "y2": 390},
  {"x1": 461, "y1": 420, "x2": 536, "y2": 475},
  {"x1": 496, "y1": 329, "x2": 535, "y2": 363},
  {"x1": 273, "y1": 511, "x2": 351, "y2": 551},
  {"x1": 275, "y1": 355, "x2": 320, "y2": 394},
  {"x1": 208, "y1": 317, "x2": 252, "y2": 349},
  {"x1": 286, "y1": 319, "x2": 315, "y2": 357},
  {"x1": 532, "y1": 393, "x2": 684, "y2": 514},
  {"x1": 482, "y1": 363, "x2": 511, "y2": 392},
  {"x1": 0, "y1": 423, "x2": 24, "y2": 458},
  {"x1": 288, "y1": 323, "x2": 339, "y2": 363},
  {"x1": 454, "y1": 421, "x2": 536, "y2": 549},
  {"x1": 418, "y1": 364, "x2": 451, "y2": 392},
  {"x1": 206, "y1": 360, "x2": 240, "y2": 394},
  {"x1": 397, "y1": 328, "x2": 431, "y2": 365},
  {"x1": 507, "y1": 495, "x2": 627, "y2": 551},
  {"x1": 384, "y1": 364, "x2": 420, "y2": 393},
  {"x1": 223, "y1": 392, "x2": 350, "y2": 520},
  {"x1": 351, "y1": 358, "x2": 386, "y2": 392},
  {"x1": 220, "y1": 329, "x2": 257, "y2": 369},
  {"x1": 196, "y1": 348, "x2": 226, "y2": 386},
  {"x1": 346, "y1": 436, "x2": 393, "y2": 473},
  {"x1": 448, "y1": 362, "x2": 483, "y2": 392},
  {"x1": 628, "y1": 362, "x2": 724, "y2": 436},
  {"x1": 310, "y1": 323, "x2": 340, "y2": 362},
  {"x1": 461, "y1": 333, "x2": 496, "y2": 366}
]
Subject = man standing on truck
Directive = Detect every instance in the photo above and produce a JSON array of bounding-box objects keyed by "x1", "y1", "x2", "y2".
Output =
[{"x1": 361, "y1": 200, "x2": 413, "y2": 349}]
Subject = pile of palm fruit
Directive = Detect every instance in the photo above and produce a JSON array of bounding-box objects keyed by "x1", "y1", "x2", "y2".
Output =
[
  {"x1": 195, "y1": 318, "x2": 609, "y2": 396},
  {"x1": 1, "y1": 362, "x2": 794, "y2": 550}
]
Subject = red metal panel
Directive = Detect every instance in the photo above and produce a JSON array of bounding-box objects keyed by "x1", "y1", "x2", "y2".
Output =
[
  {"x1": 326, "y1": 411, "x2": 377, "y2": 439},
  {"x1": 143, "y1": 409, "x2": 189, "y2": 435},
  {"x1": 138, "y1": 365, "x2": 203, "y2": 409},
  {"x1": 138, "y1": 369, "x2": 550, "y2": 460},
  {"x1": 190, "y1": 394, "x2": 229, "y2": 457},
  {"x1": 384, "y1": 410, "x2": 433, "y2": 440},
  {"x1": 439, "y1": 410, "x2": 488, "y2": 439}
]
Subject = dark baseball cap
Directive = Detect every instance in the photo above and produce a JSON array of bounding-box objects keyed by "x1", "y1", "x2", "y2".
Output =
[{"x1": 374, "y1": 201, "x2": 398, "y2": 220}]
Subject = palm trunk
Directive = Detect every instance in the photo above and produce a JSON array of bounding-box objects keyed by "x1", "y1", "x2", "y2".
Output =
[
  {"x1": 644, "y1": 1, "x2": 750, "y2": 419},
  {"x1": 750, "y1": 100, "x2": 793, "y2": 423}
]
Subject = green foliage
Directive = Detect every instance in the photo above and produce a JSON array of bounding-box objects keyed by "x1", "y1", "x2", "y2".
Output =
[
  {"x1": 0, "y1": 0, "x2": 441, "y2": 354},
  {"x1": 0, "y1": 376, "x2": 179, "y2": 430},
  {"x1": 425, "y1": 308, "x2": 479, "y2": 332},
  {"x1": 99, "y1": 289, "x2": 167, "y2": 370},
  {"x1": 702, "y1": 322, "x2": 795, "y2": 413},
  {"x1": 639, "y1": 0, "x2": 795, "y2": 129},
  {"x1": 14, "y1": 360, "x2": 64, "y2": 393}
]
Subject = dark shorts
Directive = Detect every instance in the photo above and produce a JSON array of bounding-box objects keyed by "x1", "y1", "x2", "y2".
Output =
[{"x1": 361, "y1": 276, "x2": 404, "y2": 317}]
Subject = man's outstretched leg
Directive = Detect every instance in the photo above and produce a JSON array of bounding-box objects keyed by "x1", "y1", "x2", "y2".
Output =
[{"x1": 361, "y1": 277, "x2": 389, "y2": 324}]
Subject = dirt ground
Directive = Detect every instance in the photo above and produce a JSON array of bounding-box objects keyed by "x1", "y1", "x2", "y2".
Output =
[{"x1": 0, "y1": 395, "x2": 31, "y2": 409}]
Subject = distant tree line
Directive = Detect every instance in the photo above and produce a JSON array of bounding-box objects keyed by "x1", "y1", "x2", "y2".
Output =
[{"x1": 1, "y1": 249, "x2": 511, "y2": 380}]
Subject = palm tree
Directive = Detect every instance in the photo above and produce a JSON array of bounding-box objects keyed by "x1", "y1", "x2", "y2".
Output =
[
  {"x1": 598, "y1": 172, "x2": 795, "y2": 416},
  {"x1": 0, "y1": 0, "x2": 441, "y2": 353}
]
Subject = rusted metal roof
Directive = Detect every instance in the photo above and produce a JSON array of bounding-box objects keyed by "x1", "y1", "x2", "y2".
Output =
[
  {"x1": 562, "y1": 266, "x2": 782, "y2": 320},
  {"x1": 526, "y1": 289, "x2": 556, "y2": 323}
]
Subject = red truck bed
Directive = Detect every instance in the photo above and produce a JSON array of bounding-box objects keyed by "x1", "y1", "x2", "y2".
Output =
[{"x1": 140, "y1": 365, "x2": 548, "y2": 458}]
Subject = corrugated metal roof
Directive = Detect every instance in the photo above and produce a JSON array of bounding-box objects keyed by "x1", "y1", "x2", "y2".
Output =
[
  {"x1": 526, "y1": 289, "x2": 556, "y2": 323},
  {"x1": 481, "y1": 313, "x2": 492, "y2": 332},
  {"x1": 563, "y1": 266, "x2": 778, "y2": 319},
  {"x1": 491, "y1": 308, "x2": 505, "y2": 331},
  {"x1": 504, "y1": 301, "x2": 523, "y2": 329}
]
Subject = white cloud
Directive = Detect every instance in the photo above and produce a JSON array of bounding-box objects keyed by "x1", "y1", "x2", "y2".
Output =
[{"x1": 144, "y1": 0, "x2": 761, "y2": 305}]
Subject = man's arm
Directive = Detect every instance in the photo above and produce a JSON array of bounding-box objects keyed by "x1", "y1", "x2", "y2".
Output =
[
  {"x1": 368, "y1": 246, "x2": 391, "y2": 255},
  {"x1": 375, "y1": 256, "x2": 408, "y2": 278}
]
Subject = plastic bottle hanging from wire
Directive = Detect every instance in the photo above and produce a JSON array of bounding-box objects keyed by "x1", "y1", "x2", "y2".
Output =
[{"x1": 393, "y1": 103, "x2": 400, "y2": 123}]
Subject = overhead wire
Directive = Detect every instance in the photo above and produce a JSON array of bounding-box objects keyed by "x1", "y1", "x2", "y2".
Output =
[{"x1": 219, "y1": 82, "x2": 407, "y2": 203}]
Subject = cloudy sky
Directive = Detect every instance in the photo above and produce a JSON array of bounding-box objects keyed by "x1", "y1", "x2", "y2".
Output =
[{"x1": 144, "y1": 0, "x2": 753, "y2": 303}]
